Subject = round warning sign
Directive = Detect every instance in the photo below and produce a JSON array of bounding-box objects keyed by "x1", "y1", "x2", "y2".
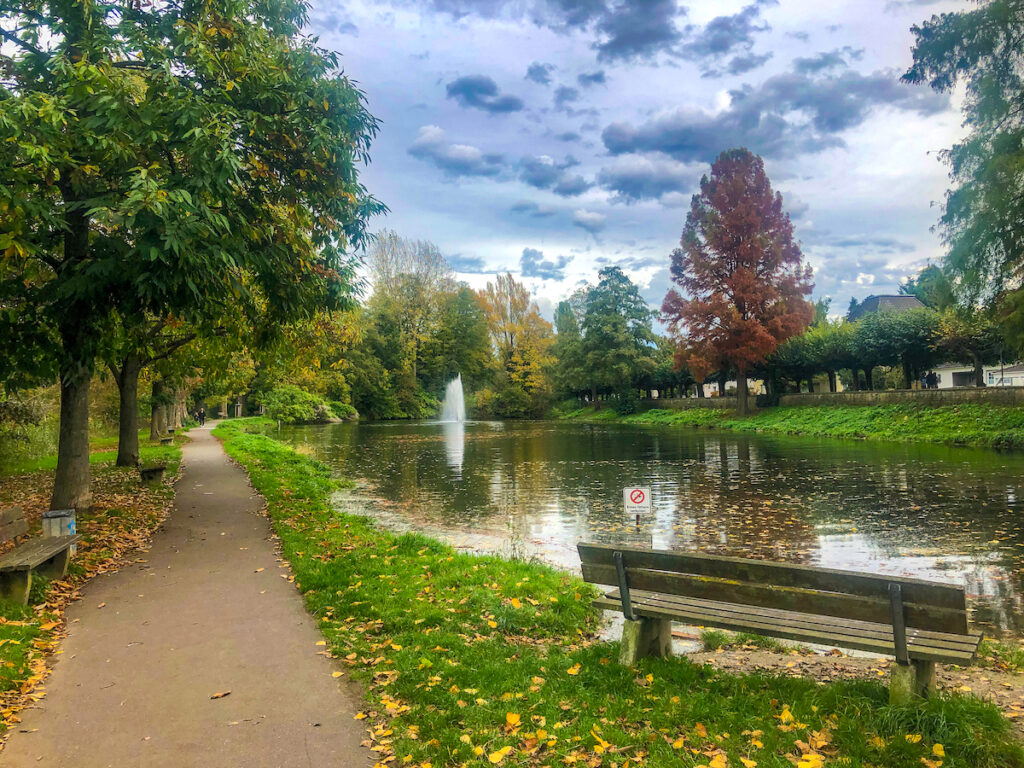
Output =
[{"x1": 623, "y1": 487, "x2": 652, "y2": 515}]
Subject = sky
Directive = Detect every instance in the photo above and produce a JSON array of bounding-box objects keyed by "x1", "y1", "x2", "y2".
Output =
[{"x1": 307, "y1": 0, "x2": 966, "y2": 319}]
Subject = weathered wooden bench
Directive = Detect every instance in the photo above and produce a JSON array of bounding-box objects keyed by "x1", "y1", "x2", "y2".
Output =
[
  {"x1": 0, "y1": 507, "x2": 81, "y2": 604},
  {"x1": 578, "y1": 542, "x2": 983, "y2": 703},
  {"x1": 139, "y1": 464, "x2": 167, "y2": 485}
]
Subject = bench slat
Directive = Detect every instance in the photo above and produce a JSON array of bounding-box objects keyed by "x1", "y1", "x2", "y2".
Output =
[
  {"x1": 0, "y1": 535, "x2": 81, "y2": 571},
  {"x1": 581, "y1": 562, "x2": 968, "y2": 635},
  {"x1": 578, "y1": 543, "x2": 966, "y2": 610},
  {"x1": 595, "y1": 593, "x2": 980, "y2": 664},
  {"x1": 602, "y1": 589, "x2": 981, "y2": 653},
  {"x1": 0, "y1": 507, "x2": 27, "y2": 544}
]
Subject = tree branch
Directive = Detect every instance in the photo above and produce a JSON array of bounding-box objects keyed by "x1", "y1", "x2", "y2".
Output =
[{"x1": 0, "y1": 27, "x2": 47, "y2": 59}]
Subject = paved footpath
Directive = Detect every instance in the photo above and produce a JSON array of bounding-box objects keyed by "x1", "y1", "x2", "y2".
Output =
[{"x1": 2, "y1": 423, "x2": 371, "y2": 767}]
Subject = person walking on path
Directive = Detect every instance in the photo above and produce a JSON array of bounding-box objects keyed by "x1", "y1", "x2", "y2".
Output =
[
  {"x1": 198, "y1": 406, "x2": 206, "y2": 426},
  {"x1": 1, "y1": 426, "x2": 371, "y2": 767}
]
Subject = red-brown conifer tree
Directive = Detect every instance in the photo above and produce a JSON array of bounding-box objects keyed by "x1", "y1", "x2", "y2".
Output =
[{"x1": 662, "y1": 148, "x2": 813, "y2": 414}]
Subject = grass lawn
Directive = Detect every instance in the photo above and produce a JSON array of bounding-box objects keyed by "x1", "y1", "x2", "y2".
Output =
[
  {"x1": 560, "y1": 403, "x2": 1024, "y2": 450},
  {"x1": 216, "y1": 418, "x2": 1023, "y2": 768},
  {"x1": 0, "y1": 432, "x2": 184, "y2": 733}
]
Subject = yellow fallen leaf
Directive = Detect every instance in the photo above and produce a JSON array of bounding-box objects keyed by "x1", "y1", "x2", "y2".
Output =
[
  {"x1": 488, "y1": 746, "x2": 512, "y2": 763},
  {"x1": 709, "y1": 754, "x2": 728, "y2": 768},
  {"x1": 354, "y1": 712, "x2": 367, "y2": 720},
  {"x1": 332, "y1": 671, "x2": 343, "y2": 678},
  {"x1": 506, "y1": 712, "x2": 521, "y2": 727},
  {"x1": 933, "y1": 744, "x2": 945, "y2": 757},
  {"x1": 740, "y1": 759, "x2": 757, "y2": 768},
  {"x1": 510, "y1": 598, "x2": 521, "y2": 609},
  {"x1": 210, "y1": 691, "x2": 231, "y2": 699},
  {"x1": 567, "y1": 663, "x2": 581, "y2": 676},
  {"x1": 906, "y1": 734, "x2": 922, "y2": 744}
]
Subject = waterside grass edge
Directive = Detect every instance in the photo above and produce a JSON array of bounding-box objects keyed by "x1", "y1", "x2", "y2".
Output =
[{"x1": 214, "y1": 418, "x2": 1023, "y2": 768}]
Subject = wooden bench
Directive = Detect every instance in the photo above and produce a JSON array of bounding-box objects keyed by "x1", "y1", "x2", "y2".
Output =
[
  {"x1": 139, "y1": 464, "x2": 167, "y2": 485},
  {"x1": 0, "y1": 507, "x2": 81, "y2": 604},
  {"x1": 578, "y1": 542, "x2": 983, "y2": 703}
]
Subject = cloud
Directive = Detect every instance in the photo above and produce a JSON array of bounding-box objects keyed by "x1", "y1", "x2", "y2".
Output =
[
  {"x1": 594, "y1": 0, "x2": 688, "y2": 63},
  {"x1": 408, "y1": 125, "x2": 505, "y2": 177},
  {"x1": 511, "y1": 201, "x2": 558, "y2": 217},
  {"x1": 447, "y1": 253, "x2": 491, "y2": 272},
  {"x1": 446, "y1": 75, "x2": 524, "y2": 113},
  {"x1": 577, "y1": 70, "x2": 607, "y2": 87},
  {"x1": 521, "y1": 247, "x2": 572, "y2": 280},
  {"x1": 518, "y1": 155, "x2": 592, "y2": 196},
  {"x1": 526, "y1": 61, "x2": 555, "y2": 85},
  {"x1": 554, "y1": 85, "x2": 580, "y2": 108},
  {"x1": 681, "y1": 1, "x2": 776, "y2": 76},
  {"x1": 792, "y1": 47, "x2": 864, "y2": 74},
  {"x1": 554, "y1": 131, "x2": 582, "y2": 142},
  {"x1": 597, "y1": 154, "x2": 694, "y2": 202},
  {"x1": 602, "y1": 67, "x2": 948, "y2": 163},
  {"x1": 572, "y1": 208, "x2": 607, "y2": 234}
]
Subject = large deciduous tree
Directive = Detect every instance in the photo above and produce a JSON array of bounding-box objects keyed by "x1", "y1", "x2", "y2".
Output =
[
  {"x1": 904, "y1": 2, "x2": 1024, "y2": 328},
  {"x1": 662, "y1": 148, "x2": 813, "y2": 414},
  {"x1": 0, "y1": 0, "x2": 382, "y2": 510}
]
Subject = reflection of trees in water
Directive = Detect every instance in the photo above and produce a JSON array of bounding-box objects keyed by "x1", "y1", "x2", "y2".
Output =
[{"x1": 277, "y1": 420, "x2": 1024, "y2": 634}]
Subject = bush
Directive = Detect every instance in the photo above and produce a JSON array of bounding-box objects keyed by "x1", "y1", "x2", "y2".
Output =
[
  {"x1": 263, "y1": 385, "x2": 325, "y2": 424},
  {"x1": 329, "y1": 401, "x2": 358, "y2": 420}
]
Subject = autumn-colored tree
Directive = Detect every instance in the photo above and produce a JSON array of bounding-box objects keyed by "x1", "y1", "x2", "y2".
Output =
[{"x1": 662, "y1": 148, "x2": 813, "y2": 414}]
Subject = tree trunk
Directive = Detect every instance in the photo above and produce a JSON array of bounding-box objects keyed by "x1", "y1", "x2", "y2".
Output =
[
  {"x1": 696, "y1": 383, "x2": 705, "y2": 398},
  {"x1": 717, "y1": 372, "x2": 727, "y2": 397},
  {"x1": 736, "y1": 370, "x2": 749, "y2": 416},
  {"x1": 806, "y1": 378, "x2": 814, "y2": 394},
  {"x1": 901, "y1": 359, "x2": 912, "y2": 390},
  {"x1": 115, "y1": 355, "x2": 142, "y2": 467},
  {"x1": 973, "y1": 355, "x2": 985, "y2": 387},
  {"x1": 52, "y1": 362, "x2": 92, "y2": 512},
  {"x1": 864, "y1": 367, "x2": 873, "y2": 390},
  {"x1": 827, "y1": 371, "x2": 837, "y2": 393},
  {"x1": 150, "y1": 378, "x2": 167, "y2": 440}
]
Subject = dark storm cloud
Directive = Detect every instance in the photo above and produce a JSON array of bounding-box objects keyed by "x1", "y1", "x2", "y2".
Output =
[
  {"x1": 577, "y1": 70, "x2": 607, "y2": 87},
  {"x1": 521, "y1": 247, "x2": 572, "y2": 280},
  {"x1": 594, "y1": 0, "x2": 688, "y2": 63},
  {"x1": 518, "y1": 155, "x2": 592, "y2": 196},
  {"x1": 526, "y1": 62, "x2": 555, "y2": 85},
  {"x1": 408, "y1": 126, "x2": 506, "y2": 177},
  {"x1": 511, "y1": 201, "x2": 559, "y2": 217},
  {"x1": 793, "y1": 47, "x2": 864, "y2": 74},
  {"x1": 447, "y1": 253, "x2": 491, "y2": 272},
  {"x1": 596, "y1": 155, "x2": 693, "y2": 202},
  {"x1": 446, "y1": 75, "x2": 524, "y2": 113},
  {"x1": 602, "y1": 67, "x2": 948, "y2": 163},
  {"x1": 680, "y1": 0, "x2": 777, "y2": 77}
]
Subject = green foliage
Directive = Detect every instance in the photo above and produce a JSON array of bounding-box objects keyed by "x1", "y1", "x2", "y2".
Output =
[
  {"x1": 215, "y1": 420, "x2": 1024, "y2": 768},
  {"x1": 263, "y1": 385, "x2": 330, "y2": 425},
  {"x1": 905, "y1": 2, "x2": 1024, "y2": 307}
]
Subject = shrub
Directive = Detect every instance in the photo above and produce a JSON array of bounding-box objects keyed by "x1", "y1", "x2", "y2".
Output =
[
  {"x1": 263, "y1": 385, "x2": 324, "y2": 424},
  {"x1": 329, "y1": 401, "x2": 358, "y2": 420}
]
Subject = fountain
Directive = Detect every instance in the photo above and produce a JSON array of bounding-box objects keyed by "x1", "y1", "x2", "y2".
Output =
[{"x1": 439, "y1": 374, "x2": 465, "y2": 423}]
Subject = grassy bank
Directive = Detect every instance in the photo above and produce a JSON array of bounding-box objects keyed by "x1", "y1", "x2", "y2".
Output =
[
  {"x1": 562, "y1": 403, "x2": 1024, "y2": 449},
  {"x1": 216, "y1": 418, "x2": 1022, "y2": 768},
  {"x1": 0, "y1": 434, "x2": 184, "y2": 734}
]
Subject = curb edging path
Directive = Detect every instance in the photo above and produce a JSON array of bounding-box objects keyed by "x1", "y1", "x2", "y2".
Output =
[{"x1": 2, "y1": 424, "x2": 371, "y2": 768}]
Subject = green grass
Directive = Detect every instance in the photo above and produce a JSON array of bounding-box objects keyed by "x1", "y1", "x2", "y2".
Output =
[
  {"x1": 0, "y1": 428, "x2": 180, "y2": 476},
  {"x1": 560, "y1": 403, "x2": 1024, "y2": 449},
  {"x1": 699, "y1": 629, "x2": 797, "y2": 654},
  {"x1": 977, "y1": 640, "x2": 1024, "y2": 674},
  {"x1": 215, "y1": 417, "x2": 1024, "y2": 768}
]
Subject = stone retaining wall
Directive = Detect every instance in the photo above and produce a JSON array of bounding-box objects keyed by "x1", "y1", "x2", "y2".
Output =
[{"x1": 643, "y1": 387, "x2": 1024, "y2": 411}]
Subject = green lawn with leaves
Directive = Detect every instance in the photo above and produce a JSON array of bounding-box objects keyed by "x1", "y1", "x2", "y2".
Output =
[{"x1": 216, "y1": 418, "x2": 1023, "y2": 768}]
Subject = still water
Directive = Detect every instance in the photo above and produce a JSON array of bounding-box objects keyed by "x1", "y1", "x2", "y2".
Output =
[{"x1": 273, "y1": 420, "x2": 1024, "y2": 638}]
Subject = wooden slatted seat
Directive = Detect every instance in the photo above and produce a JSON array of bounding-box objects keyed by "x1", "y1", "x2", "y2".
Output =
[
  {"x1": 578, "y1": 542, "x2": 983, "y2": 703},
  {"x1": 0, "y1": 507, "x2": 80, "y2": 604}
]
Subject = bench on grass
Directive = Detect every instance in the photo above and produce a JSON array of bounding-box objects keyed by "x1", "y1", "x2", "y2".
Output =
[
  {"x1": 0, "y1": 507, "x2": 81, "y2": 604},
  {"x1": 578, "y1": 542, "x2": 983, "y2": 704}
]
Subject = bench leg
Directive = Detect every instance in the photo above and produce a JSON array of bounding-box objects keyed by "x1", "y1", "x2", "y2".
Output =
[
  {"x1": 36, "y1": 547, "x2": 71, "y2": 580},
  {"x1": 620, "y1": 617, "x2": 673, "y2": 666},
  {"x1": 889, "y1": 660, "x2": 937, "y2": 705},
  {"x1": 0, "y1": 570, "x2": 32, "y2": 605}
]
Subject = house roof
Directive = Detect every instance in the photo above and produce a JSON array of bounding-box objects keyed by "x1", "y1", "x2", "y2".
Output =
[{"x1": 847, "y1": 294, "x2": 925, "y2": 321}]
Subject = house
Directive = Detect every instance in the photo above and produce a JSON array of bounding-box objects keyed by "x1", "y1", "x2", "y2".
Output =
[
  {"x1": 931, "y1": 362, "x2": 1024, "y2": 389},
  {"x1": 847, "y1": 294, "x2": 925, "y2": 321}
]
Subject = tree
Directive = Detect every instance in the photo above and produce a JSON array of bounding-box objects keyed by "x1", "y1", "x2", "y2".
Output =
[
  {"x1": 662, "y1": 148, "x2": 814, "y2": 414},
  {"x1": 579, "y1": 266, "x2": 657, "y2": 411},
  {"x1": 855, "y1": 308, "x2": 941, "y2": 389},
  {"x1": 0, "y1": 0, "x2": 382, "y2": 509},
  {"x1": 552, "y1": 301, "x2": 587, "y2": 401},
  {"x1": 935, "y1": 308, "x2": 1002, "y2": 386},
  {"x1": 904, "y1": 2, "x2": 1024, "y2": 312},
  {"x1": 900, "y1": 264, "x2": 957, "y2": 311}
]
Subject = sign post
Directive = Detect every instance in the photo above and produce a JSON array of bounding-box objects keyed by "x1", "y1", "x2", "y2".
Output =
[{"x1": 623, "y1": 487, "x2": 652, "y2": 527}]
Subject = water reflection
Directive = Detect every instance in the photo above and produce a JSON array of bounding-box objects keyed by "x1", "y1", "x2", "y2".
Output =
[
  {"x1": 442, "y1": 421, "x2": 465, "y2": 474},
  {"x1": 273, "y1": 420, "x2": 1024, "y2": 638}
]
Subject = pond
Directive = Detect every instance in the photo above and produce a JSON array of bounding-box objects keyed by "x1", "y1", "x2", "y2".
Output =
[{"x1": 271, "y1": 419, "x2": 1024, "y2": 639}]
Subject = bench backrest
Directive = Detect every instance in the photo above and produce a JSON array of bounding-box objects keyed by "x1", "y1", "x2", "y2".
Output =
[
  {"x1": 0, "y1": 507, "x2": 28, "y2": 545},
  {"x1": 577, "y1": 542, "x2": 968, "y2": 635}
]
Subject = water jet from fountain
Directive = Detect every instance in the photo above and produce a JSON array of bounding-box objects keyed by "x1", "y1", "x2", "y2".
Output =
[{"x1": 439, "y1": 374, "x2": 465, "y2": 423}]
